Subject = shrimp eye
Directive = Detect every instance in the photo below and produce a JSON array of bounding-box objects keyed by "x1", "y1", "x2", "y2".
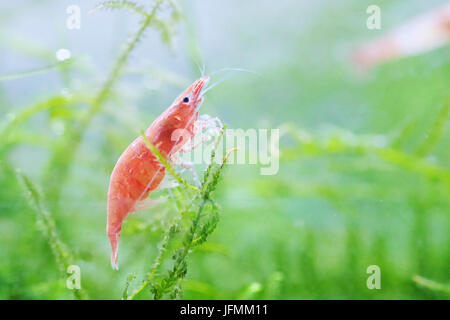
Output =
[{"x1": 183, "y1": 97, "x2": 189, "y2": 103}]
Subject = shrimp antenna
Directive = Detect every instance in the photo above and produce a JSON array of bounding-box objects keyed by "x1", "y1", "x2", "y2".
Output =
[
  {"x1": 194, "y1": 60, "x2": 205, "y2": 77},
  {"x1": 209, "y1": 67, "x2": 261, "y2": 77},
  {"x1": 200, "y1": 75, "x2": 230, "y2": 96},
  {"x1": 200, "y1": 66, "x2": 261, "y2": 97},
  {"x1": 197, "y1": 67, "x2": 261, "y2": 112},
  {"x1": 201, "y1": 62, "x2": 206, "y2": 77},
  {"x1": 201, "y1": 66, "x2": 260, "y2": 97},
  {"x1": 192, "y1": 49, "x2": 206, "y2": 77}
]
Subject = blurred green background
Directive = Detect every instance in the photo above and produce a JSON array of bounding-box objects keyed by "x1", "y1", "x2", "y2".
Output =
[{"x1": 0, "y1": 0, "x2": 449, "y2": 299}]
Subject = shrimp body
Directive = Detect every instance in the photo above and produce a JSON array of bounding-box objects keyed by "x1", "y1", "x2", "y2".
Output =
[
  {"x1": 107, "y1": 76, "x2": 209, "y2": 269},
  {"x1": 354, "y1": 3, "x2": 450, "y2": 69}
]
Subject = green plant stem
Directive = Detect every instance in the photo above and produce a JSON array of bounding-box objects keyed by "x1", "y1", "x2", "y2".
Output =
[
  {"x1": 415, "y1": 97, "x2": 450, "y2": 158},
  {"x1": 140, "y1": 130, "x2": 198, "y2": 191},
  {"x1": 90, "y1": 1, "x2": 149, "y2": 16},
  {"x1": 155, "y1": 198, "x2": 207, "y2": 300},
  {"x1": 87, "y1": 1, "x2": 163, "y2": 118},
  {"x1": 127, "y1": 220, "x2": 175, "y2": 299},
  {"x1": 284, "y1": 124, "x2": 450, "y2": 188},
  {"x1": 16, "y1": 170, "x2": 88, "y2": 300},
  {"x1": 0, "y1": 61, "x2": 73, "y2": 81},
  {"x1": 128, "y1": 185, "x2": 208, "y2": 300},
  {"x1": 128, "y1": 129, "x2": 228, "y2": 300},
  {"x1": 43, "y1": 0, "x2": 164, "y2": 206},
  {"x1": 0, "y1": 94, "x2": 89, "y2": 143}
]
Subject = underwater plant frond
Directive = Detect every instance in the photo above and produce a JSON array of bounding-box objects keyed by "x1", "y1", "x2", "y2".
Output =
[
  {"x1": 90, "y1": 0, "x2": 149, "y2": 16},
  {"x1": 127, "y1": 127, "x2": 228, "y2": 300},
  {"x1": 415, "y1": 96, "x2": 450, "y2": 158},
  {"x1": 42, "y1": 0, "x2": 170, "y2": 210},
  {"x1": 15, "y1": 170, "x2": 88, "y2": 300},
  {"x1": 0, "y1": 61, "x2": 73, "y2": 81},
  {"x1": 140, "y1": 130, "x2": 198, "y2": 192}
]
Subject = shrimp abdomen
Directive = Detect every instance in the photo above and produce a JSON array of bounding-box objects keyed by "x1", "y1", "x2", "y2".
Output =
[{"x1": 106, "y1": 136, "x2": 165, "y2": 268}]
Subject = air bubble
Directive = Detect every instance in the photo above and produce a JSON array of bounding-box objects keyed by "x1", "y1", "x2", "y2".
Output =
[{"x1": 56, "y1": 48, "x2": 71, "y2": 61}]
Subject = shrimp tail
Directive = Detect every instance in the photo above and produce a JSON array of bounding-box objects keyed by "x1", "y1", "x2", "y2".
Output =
[{"x1": 108, "y1": 232, "x2": 120, "y2": 270}]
